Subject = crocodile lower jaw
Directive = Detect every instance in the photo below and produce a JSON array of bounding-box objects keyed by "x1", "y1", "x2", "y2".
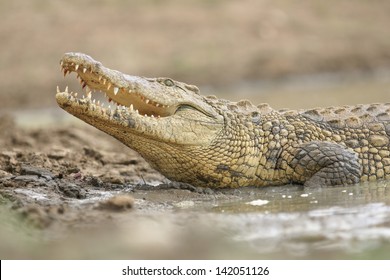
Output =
[{"x1": 55, "y1": 86, "x2": 161, "y2": 122}]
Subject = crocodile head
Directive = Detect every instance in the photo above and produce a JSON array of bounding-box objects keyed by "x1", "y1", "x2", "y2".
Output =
[
  {"x1": 57, "y1": 52, "x2": 223, "y2": 143},
  {"x1": 57, "y1": 53, "x2": 254, "y2": 187}
]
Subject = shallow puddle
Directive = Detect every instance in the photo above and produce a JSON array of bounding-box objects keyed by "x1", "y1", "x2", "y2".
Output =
[{"x1": 205, "y1": 182, "x2": 390, "y2": 258}]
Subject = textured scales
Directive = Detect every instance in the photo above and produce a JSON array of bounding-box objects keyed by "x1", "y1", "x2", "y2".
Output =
[{"x1": 56, "y1": 53, "x2": 390, "y2": 188}]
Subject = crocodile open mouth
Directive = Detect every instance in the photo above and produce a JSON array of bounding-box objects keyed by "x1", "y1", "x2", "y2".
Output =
[{"x1": 58, "y1": 56, "x2": 175, "y2": 118}]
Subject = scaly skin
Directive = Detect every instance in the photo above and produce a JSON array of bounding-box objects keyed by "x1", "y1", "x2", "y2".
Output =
[{"x1": 56, "y1": 53, "x2": 390, "y2": 188}]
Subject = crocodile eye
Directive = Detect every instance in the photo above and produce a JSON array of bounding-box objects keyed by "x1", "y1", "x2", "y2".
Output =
[{"x1": 164, "y1": 79, "x2": 175, "y2": 87}]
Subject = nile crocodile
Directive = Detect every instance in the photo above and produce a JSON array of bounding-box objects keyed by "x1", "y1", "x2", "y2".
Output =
[{"x1": 56, "y1": 53, "x2": 390, "y2": 188}]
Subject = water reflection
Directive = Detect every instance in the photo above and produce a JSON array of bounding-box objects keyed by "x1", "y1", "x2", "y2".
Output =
[{"x1": 211, "y1": 181, "x2": 390, "y2": 258}]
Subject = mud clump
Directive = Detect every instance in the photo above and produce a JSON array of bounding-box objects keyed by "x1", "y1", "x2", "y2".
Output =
[
  {"x1": 17, "y1": 204, "x2": 65, "y2": 229},
  {"x1": 20, "y1": 164, "x2": 55, "y2": 180},
  {"x1": 57, "y1": 183, "x2": 87, "y2": 199},
  {"x1": 97, "y1": 194, "x2": 135, "y2": 212}
]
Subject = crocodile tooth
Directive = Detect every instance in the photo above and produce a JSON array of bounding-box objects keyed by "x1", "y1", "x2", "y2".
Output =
[
  {"x1": 74, "y1": 92, "x2": 78, "y2": 97},
  {"x1": 130, "y1": 104, "x2": 134, "y2": 111},
  {"x1": 158, "y1": 115, "x2": 161, "y2": 118},
  {"x1": 145, "y1": 99, "x2": 150, "y2": 104},
  {"x1": 75, "y1": 64, "x2": 80, "y2": 71},
  {"x1": 151, "y1": 115, "x2": 154, "y2": 118},
  {"x1": 56, "y1": 86, "x2": 60, "y2": 93},
  {"x1": 156, "y1": 103, "x2": 160, "y2": 107},
  {"x1": 113, "y1": 87, "x2": 119, "y2": 95},
  {"x1": 60, "y1": 61, "x2": 64, "y2": 66},
  {"x1": 144, "y1": 114, "x2": 148, "y2": 117},
  {"x1": 128, "y1": 89, "x2": 132, "y2": 94},
  {"x1": 87, "y1": 91, "x2": 92, "y2": 99},
  {"x1": 83, "y1": 68, "x2": 87, "y2": 73},
  {"x1": 63, "y1": 69, "x2": 69, "y2": 77},
  {"x1": 135, "y1": 109, "x2": 139, "y2": 114},
  {"x1": 93, "y1": 99, "x2": 96, "y2": 104},
  {"x1": 65, "y1": 86, "x2": 69, "y2": 93},
  {"x1": 98, "y1": 75, "x2": 103, "y2": 81},
  {"x1": 103, "y1": 78, "x2": 107, "y2": 85},
  {"x1": 107, "y1": 83, "x2": 112, "y2": 90}
]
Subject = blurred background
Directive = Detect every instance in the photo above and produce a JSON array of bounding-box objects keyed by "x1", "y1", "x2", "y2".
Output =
[{"x1": 1, "y1": 0, "x2": 390, "y2": 113}]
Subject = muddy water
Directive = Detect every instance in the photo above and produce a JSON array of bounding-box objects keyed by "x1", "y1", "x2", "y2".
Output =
[
  {"x1": 210, "y1": 182, "x2": 390, "y2": 258},
  {"x1": 114, "y1": 181, "x2": 390, "y2": 259}
]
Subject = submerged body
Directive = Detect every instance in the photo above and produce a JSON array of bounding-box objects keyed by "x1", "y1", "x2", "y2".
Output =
[{"x1": 56, "y1": 53, "x2": 390, "y2": 188}]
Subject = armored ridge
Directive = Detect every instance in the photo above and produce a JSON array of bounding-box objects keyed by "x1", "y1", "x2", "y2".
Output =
[{"x1": 56, "y1": 53, "x2": 390, "y2": 188}]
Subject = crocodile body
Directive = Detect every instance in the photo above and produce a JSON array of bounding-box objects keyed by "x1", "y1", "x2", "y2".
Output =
[{"x1": 56, "y1": 53, "x2": 390, "y2": 188}]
